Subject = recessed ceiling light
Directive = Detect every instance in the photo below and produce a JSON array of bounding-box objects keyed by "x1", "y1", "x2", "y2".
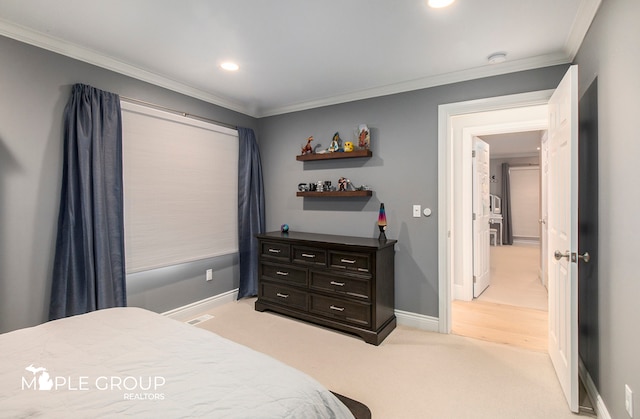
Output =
[
  {"x1": 220, "y1": 62, "x2": 239, "y2": 71},
  {"x1": 428, "y1": 0, "x2": 455, "y2": 8},
  {"x1": 488, "y1": 53, "x2": 507, "y2": 64}
]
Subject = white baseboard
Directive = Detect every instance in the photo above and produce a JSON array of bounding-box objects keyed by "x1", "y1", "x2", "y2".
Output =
[
  {"x1": 164, "y1": 291, "x2": 440, "y2": 333},
  {"x1": 162, "y1": 289, "x2": 239, "y2": 322},
  {"x1": 395, "y1": 309, "x2": 439, "y2": 332},
  {"x1": 579, "y1": 357, "x2": 611, "y2": 419},
  {"x1": 513, "y1": 238, "x2": 540, "y2": 246},
  {"x1": 453, "y1": 283, "x2": 471, "y2": 301}
]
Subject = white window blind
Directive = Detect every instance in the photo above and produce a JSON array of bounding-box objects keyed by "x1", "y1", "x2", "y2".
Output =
[
  {"x1": 121, "y1": 101, "x2": 239, "y2": 273},
  {"x1": 509, "y1": 166, "x2": 540, "y2": 239}
]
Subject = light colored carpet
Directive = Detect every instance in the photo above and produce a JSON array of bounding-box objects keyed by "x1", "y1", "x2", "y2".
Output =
[
  {"x1": 194, "y1": 298, "x2": 576, "y2": 419},
  {"x1": 477, "y1": 244, "x2": 548, "y2": 311}
]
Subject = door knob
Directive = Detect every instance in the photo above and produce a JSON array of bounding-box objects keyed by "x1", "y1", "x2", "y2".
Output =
[
  {"x1": 576, "y1": 252, "x2": 590, "y2": 263},
  {"x1": 554, "y1": 250, "x2": 570, "y2": 261}
]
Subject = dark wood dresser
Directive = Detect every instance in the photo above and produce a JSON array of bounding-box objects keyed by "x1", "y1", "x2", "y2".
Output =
[{"x1": 255, "y1": 231, "x2": 396, "y2": 345}]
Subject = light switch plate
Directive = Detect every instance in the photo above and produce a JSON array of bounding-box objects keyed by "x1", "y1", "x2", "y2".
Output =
[{"x1": 413, "y1": 205, "x2": 421, "y2": 218}]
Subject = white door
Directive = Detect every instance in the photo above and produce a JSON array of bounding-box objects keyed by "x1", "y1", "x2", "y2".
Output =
[
  {"x1": 547, "y1": 65, "x2": 579, "y2": 412},
  {"x1": 472, "y1": 137, "x2": 491, "y2": 298}
]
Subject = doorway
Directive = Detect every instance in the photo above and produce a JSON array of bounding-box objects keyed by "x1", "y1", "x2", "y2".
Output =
[
  {"x1": 437, "y1": 92, "x2": 551, "y2": 320},
  {"x1": 460, "y1": 129, "x2": 549, "y2": 351}
]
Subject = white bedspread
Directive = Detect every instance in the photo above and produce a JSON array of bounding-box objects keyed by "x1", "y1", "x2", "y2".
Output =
[{"x1": 0, "y1": 307, "x2": 354, "y2": 418}]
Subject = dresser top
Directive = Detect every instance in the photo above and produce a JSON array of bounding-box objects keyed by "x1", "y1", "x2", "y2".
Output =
[{"x1": 258, "y1": 231, "x2": 397, "y2": 250}]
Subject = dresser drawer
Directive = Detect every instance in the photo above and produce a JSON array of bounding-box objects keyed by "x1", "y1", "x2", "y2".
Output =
[
  {"x1": 292, "y1": 246, "x2": 327, "y2": 266},
  {"x1": 261, "y1": 241, "x2": 291, "y2": 261},
  {"x1": 261, "y1": 262, "x2": 307, "y2": 286},
  {"x1": 260, "y1": 283, "x2": 307, "y2": 311},
  {"x1": 328, "y1": 251, "x2": 371, "y2": 273},
  {"x1": 309, "y1": 295, "x2": 371, "y2": 327},
  {"x1": 309, "y1": 271, "x2": 370, "y2": 300}
]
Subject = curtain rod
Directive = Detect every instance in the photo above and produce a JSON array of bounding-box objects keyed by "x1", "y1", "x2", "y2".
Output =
[
  {"x1": 509, "y1": 163, "x2": 540, "y2": 167},
  {"x1": 119, "y1": 96, "x2": 237, "y2": 131}
]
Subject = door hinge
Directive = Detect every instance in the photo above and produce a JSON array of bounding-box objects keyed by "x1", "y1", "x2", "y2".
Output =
[
  {"x1": 473, "y1": 275, "x2": 477, "y2": 283},
  {"x1": 472, "y1": 213, "x2": 476, "y2": 221},
  {"x1": 472, "y1": 150, "x2": 476, "y2": 158}
]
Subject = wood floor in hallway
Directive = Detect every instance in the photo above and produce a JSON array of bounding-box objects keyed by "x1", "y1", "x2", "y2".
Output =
[
  {"x1": 452, "y1": 299, "x2": 547, "y2": 352},
  {"x1": 452, "y1": 244, "x2": 548, "y2": 352}
]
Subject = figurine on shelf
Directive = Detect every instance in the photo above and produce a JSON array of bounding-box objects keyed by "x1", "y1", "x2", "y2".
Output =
[
  {"x1": 338, "y1": 177, "x2": 351, "y2": 191},
  {"x1": 357, "y1": 124, "x2": 370, "y2": 149},
  {"x1": 343, "y1": 141, "x2": 354, "y2": 152},
  {"x1": 329, "y1": 132, "x2": 341, "y2": 152},
  {"x1": 301, "y1": 136, "x2": 314, "y2": 155}
]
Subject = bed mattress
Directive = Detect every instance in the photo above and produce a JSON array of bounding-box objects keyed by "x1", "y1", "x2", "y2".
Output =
[{"x1": 0, "y1": 307, "x2": 354, "y2": 418}]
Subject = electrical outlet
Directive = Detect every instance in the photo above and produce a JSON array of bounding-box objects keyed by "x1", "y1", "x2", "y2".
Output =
[
  {"x1": 413, "y1": 205, "x2": 421, "y2": 218},
  {"x1": 206, "y1": 269, "x2": 213, "y2": 281},
  {"x1": 626, "y1": 384, "x2": 634, "y2": 417}
]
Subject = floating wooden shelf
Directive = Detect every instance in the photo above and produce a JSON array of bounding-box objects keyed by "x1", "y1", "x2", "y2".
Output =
[
  {"x1": 296, "y1": 190, "x2": 373, "y2": 198},
  {"x1": 296, "y1": 149, "x2": 372, "y2": 161}
]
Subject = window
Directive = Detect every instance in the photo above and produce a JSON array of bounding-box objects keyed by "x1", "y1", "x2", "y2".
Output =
[{"x1": 121, "y1": 101, "x2": 238, "y2": 273}]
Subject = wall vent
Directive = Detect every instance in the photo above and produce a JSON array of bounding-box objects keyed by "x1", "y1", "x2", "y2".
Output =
[{"x1": 186, "y1": 314, "x2": 214, "y2": 325}]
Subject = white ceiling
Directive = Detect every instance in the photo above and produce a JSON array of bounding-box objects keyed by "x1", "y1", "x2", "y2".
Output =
[
  {"x1": 481, "y1": 131, "x2": 544, "y2": 158},
  {"x1": 0, "y1": 0, "x2": 600, "y2": 117}
]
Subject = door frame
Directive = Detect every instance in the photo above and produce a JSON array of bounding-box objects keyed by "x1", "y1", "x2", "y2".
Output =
[{"x1": 438, "y1": 89, "x2": 553, "y2": 332}]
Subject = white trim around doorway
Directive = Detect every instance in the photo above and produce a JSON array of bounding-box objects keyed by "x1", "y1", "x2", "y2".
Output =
[{"x1": 437, "y1": 89, "x2": 554, "y2": 333}]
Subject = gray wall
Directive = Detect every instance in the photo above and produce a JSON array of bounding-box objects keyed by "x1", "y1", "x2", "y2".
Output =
[
  {"x1": 0, "y1": 35, "x2": 257, "y2": 333},
  {"x1": 258, "y1": 65, "x2": 569, "y2": 317},
  {"x1": 573, "y1": 0, "x2": 640, "y2": 417}
]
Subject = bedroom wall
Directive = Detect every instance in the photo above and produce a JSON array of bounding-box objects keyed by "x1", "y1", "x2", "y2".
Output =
[
  {"x1": 573, "y1": 0, "x2": 640, "y2": 417},
  {"x1": 0, "y1": 35, "x2": 258, "y2": 334},
  {"x1": 258, "y1": 65, "x2": 569, "y2": 318}
]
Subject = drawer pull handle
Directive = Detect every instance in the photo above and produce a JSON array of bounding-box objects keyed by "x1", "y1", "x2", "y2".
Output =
[
  {"x1": 330, "y1": 281, "x2": 345, "y2": 287},
  {"x1": 341, "y1": 258, "x2": 356, "y2": 264},
  {"x1": 268, "y1": 248, "x2": 282, "y2": 254},
  {"x1": 330, "y1": 305, "x2": 345, "y2": 312},
  {"x1": 276, "y1": 271, "x2": 289, "y2": 276},
  {"x1": 276, "y1": 293, "x2": 289, "y2": 299},
  {"x1": 301, "y1": 253, "x2": 316, "y2": 258},
  {"x1": 357, "y1": 268, "x2": 369, "y2": 272}
]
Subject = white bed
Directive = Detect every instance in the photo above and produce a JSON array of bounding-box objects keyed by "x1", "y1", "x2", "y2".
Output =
[{"x1": 0, "y1": 307, "x2": 355, "y2": 418}]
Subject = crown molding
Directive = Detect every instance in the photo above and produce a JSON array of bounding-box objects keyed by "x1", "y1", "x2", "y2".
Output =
[
  {"x1": 0, "y1": 19, "x2": 254, "y2": 117},
  {"x1": 564, "y1": 0, "x2": 602, "y2": 60},
  {"x1": 1, "y1": 14, "x2": 584, "y2": 119},
  {"x1": 257, "y1": 52, "x2": 571, "y2": 117}
]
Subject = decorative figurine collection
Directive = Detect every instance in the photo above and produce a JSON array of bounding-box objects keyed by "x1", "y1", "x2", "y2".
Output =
[
  {"x1": 295, "y1": 126, "x2": 384, "y2": 240},
  {"x1": 298, "y1": 178, "x2": 369, "y2": 193},
  {"x1": 298, "y1": 124, "x2": 370, "y2": 156},
  {"x1": 296, "y1": 125, "x2": 371, "y2": 195}
]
